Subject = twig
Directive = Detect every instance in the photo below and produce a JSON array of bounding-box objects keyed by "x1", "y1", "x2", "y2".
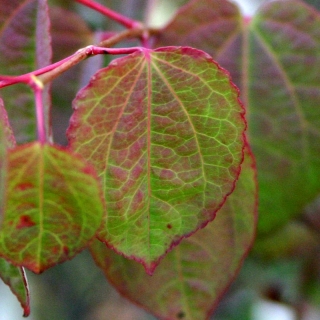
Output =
[{"x1": 75, "y1": 0, "x2": 142, "y2": 29}]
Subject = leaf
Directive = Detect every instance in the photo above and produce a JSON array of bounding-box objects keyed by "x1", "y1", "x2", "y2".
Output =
[
  {"x1": 0, "y1": 99, "x2": 29, "y2": 317},
  {"x1": 90, "y1": 145, "x2": 257, "y2": 320},
  {"x1": 0, "y1": 142, "x2": 105, "y2": 273},
  {"x1": 0, "y1": 257, "x2": 30, "y2": 317},
  {"x1": 68, "y1": 46, "x2": 246, "y2": 273},
  {"x1": 0, "y1": 98, "x2": 15, "y2": 225},
  {"x1": 0, "y1": 0, "x2": 52, "y2": 143},
  {"x1": 49, "y1": 5, "x2": 96, "y2": 145},
  {"x1": 154, "y1": 0, "x2": 320, "y2": 236},
  {"x1": 0, "y1": 98, "x2": 16, "y2": 149}
]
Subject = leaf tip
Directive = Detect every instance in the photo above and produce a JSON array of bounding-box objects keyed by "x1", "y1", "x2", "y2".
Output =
[{"x1": 23, "y1": 305, "x2": 30, "y2": 317}]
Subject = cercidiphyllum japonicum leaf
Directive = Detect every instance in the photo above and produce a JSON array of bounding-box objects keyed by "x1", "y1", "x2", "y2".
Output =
[
  {"x1": 68, "y1": 46, "x2": 246, "y2": 273},
  {"x1": 49, "y1": 6, "x2": 96, "y2": 145},
  {"x1": 0, "y1": 0, "x2": 52, "y2": 143},
  {"x1": 0, "y1": 99, "x2": 29, "y2": 316},
  {"x1": 90, "y1": 146, "x2": 257, "y2": 320},
  {"x1": 154, "y1": 0, "x2": 320, "y2": 236},
  {"x1": 0, "y1": 142, "x2": 105, "y2": 273},
  {"x1": 0, "y1": 257, "x2": 30, "y2": 317},
  {"x1": 0, "y1": 97, "x2": 16, "y2": 223}
]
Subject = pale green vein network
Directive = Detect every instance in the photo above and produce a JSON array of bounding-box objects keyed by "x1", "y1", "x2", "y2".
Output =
[
  {"x1": 103, "y1": 57, "x2": 147, "y2": 194},
  {"x1": 150, "y1": 56, "x2": 210, "y2": 209},
  {"x1": 152, "y1": 55, "x2": 227, "y2": 98}
]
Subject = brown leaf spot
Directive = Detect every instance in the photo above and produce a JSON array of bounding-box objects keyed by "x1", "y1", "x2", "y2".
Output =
[
  {"x1": 17, "y1": 215, "x2": 36, "y2": 229},
  {"x1": 63, "y1": 246, "x2": 69, "y2": 256},
  {"x1": 16, "y1": 182, "x2": 33, "y2": 191},
  {"x1": 167, "y1": 224, "x2": 172, "y2": 229},
  {"x1": 177, "y1": 311, "x2": 185, "y2": 319}
]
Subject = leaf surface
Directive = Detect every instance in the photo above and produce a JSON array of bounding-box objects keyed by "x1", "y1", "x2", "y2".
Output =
[
  {"x1": 155, "y1": 0, "x2": 320, "y2": 235},
  {"x1": 50, "y1": 5, "x2": 96, "y2": 145},
  {"x1": 90, "y1": 145, "x2": 257, "y2": 320},
  {"x1": 0, "y1": 99, "x2": 29, "y2": 317},
  {"x1": 0, "y1": 0, "x2": 52, "y2": 143},
  {"x1": 0, "y1": 142, "x2": 105, "y2": 273},
  {"x1": 0, "y1": 257, "x2": 30, "y2": 317},
  {"x1": 68, "y1": 46, "x2": 246, "y2": 273}
]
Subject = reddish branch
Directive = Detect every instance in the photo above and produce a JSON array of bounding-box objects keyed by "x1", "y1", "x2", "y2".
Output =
[
  {"x1": 75, "y1": 0, "x2": 142, "y2": 29},
  {"x1": 0, "y1": 28, "x2": 146, "y2": 88}
]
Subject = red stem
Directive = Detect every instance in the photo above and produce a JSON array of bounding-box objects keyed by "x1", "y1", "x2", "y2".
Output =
[
  {"x1": 75, "y1": 0, "x2": 141, "y2": 29},
  {"x1": 0, "y1": 45, "x2": 143, "y2": 89},
  {"x1": 29, "y1": 76, "x2": 46, "y2": 144}
]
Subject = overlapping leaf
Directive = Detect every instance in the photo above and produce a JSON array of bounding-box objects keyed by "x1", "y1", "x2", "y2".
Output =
[
  {"x1": 0, "y1": 142, "x2": 105, "y2": 273},
  {"x1": 90, "y1": 145, "x2": 257, "y2": 320},
  {"x1": 0, "y1": 98, "x2": 15, "y2": 220},
  {"x1": 0, "y1": 258, "x2": 30, "y2": 317},
  {"x1": 68, "y1": 46, "x2": 246, "y2": 273},
  {"x1": 0, "y1": 0, "x2": 52, "y2": 143},
  {"x1": 154, "y1": 0, "x2": 320, "y2": 235},
  {"x1": 50, "y1": 5, "x2": 96, "y2": 145},
  {"x1": 0, "y1": 98, "x2": 29, "y2": 316}
]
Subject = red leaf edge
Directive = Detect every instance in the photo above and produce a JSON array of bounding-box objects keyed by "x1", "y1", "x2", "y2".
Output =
[
  {"x1": 0, "y1": 142, "x2": 106, "y2": 273},
  {"x1": 91, "y1": 140, "x2": 258, "y2": 319},
  {"x1": 91, "y1": 46, "x2": 248, "y2": 274}
]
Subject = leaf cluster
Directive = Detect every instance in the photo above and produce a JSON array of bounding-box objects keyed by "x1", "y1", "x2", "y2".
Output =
[{"x1": 0, "y1": 0, "x2": 319, "y2": 319}]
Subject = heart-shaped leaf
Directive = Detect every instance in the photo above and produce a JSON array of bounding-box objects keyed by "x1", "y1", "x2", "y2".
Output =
[
  {"x1": 154, "y1": 0, "x2": 320, "y2": 236},
  {"x1": 68, "y1": 46, "x2": 246, "y2": 273},
  {"x1": 0, "y1": 142, "x2": 105, "y2": 273},
  {"x1": 90, "y1": 145, "x2": 257, "y2": 320},
  {"x1": 0, "y1": 0, "x2": 52, "y2": 143}
]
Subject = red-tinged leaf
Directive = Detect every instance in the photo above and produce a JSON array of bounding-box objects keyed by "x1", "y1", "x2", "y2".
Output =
[
  {"x1": 0, "y1": 0, "x2": 25, "y2": 27},
  {"x1": 68, "y1": 46, "x2": 246, "y2": 273},
  {"x1": 0, "y1": 100, "x2": 28, "y2": 316},
  {"x1": 0, "y1": 258, "x2": 30, "y2": 317},
  {"x1": 90, "y1": 145, "x2": 257, "y2": 320},
  {"x1": 0, "y1": 0, "x2": 52, "y2": 143},
  {"x1": 0, "y1": 142, "x2": 105, "y2": 273},
  {"x1": 154, "y1": 0, "x2": 242, "y2": 82},
  {"x1": 0, "y1": 98, "x2": 16, "y2": 150},
  {"x1": 49, "y1": 6, "x2": 99, "y2": 145},
  {"x1": 0, "y1": 98, "x2": 15, "y2": 224},
  {"x1": 155, "y1": 0, "x2": 320, "y2": 236}
]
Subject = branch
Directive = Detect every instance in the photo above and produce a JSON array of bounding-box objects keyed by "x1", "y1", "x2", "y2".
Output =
[
  {"x1": 75, "y1": 0, "x2": 142, "y2": 29},
  {"x1": 0, "y1": 28, "x2": 146, "y2": 88}
]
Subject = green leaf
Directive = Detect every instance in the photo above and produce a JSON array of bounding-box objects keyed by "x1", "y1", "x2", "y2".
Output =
[
  {"x1": 0, "y1": 0, "x2": 52, "y2": 143},
  {"x1": 154, "y1": 0, "x2": 320, "y2": 236},
  {"x1": 0, "y1": 142, "x2": 105, "y2": 273},
  {"x1": 0, "y1": 99, "x2": 29, "y2": 317},
  {"x1": 90, "y1": 145, "x2": 257, "y2": 320},
  {"x1": 68, "y1": 46, "x2": 246, "y2": 273},
  {"x1": 0, "y1": 257, "x2": 30, "y2": 317},
  {"x1": 0, "y1": 98, "x2": 15, "y2": 224},
  {"x1": 0, "y1": 98, "x2": 16, "y2": 149},
  {"x1": 49, "y1": 5, "x2": 96, "y2": 145}
]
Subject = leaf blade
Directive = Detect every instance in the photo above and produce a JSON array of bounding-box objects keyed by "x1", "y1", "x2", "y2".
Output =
[
  {"x1": 155, "y1": 0, "x2": 320, "y2": 236},
  {"x1": 0, "y1": 0, "x2": 52, "y2": 143},
  {"x1": 90, "y1": 145, "x2": 257, "y2": 320},
  {"x1": 68, "y1": 46, "x2": 246, "y2": 272},
  {"x1": 0, "y1": 142, "x2": 105, "y2": 273},
  {"x1": 0, "y1": 258, "x2": 30, "y2": 317}
]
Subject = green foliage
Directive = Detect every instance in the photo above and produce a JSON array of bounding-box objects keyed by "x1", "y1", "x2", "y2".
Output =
[
  {"x1": 0, "y1": 0, "x2": 319, "y2": 319},
  {"x1": 68, "y1": 46, "x2": 246, "y2": 273}
]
